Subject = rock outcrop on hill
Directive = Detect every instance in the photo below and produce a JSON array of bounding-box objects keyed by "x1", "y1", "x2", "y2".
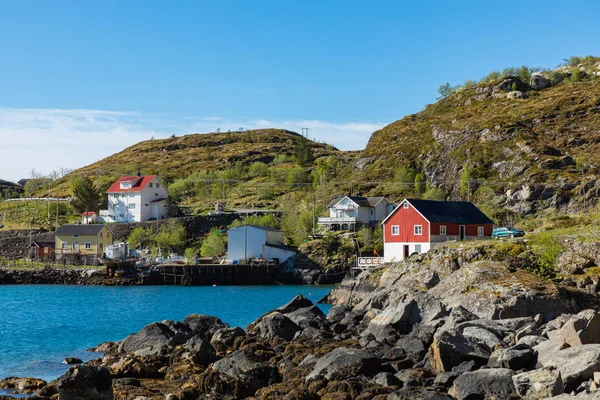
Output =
[{"x1": 15, "y1": 241, "x2": 600, "y2": 399}]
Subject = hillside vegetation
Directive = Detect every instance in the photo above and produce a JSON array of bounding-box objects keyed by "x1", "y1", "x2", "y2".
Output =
[
  {"x1": 356, "y1": 56, "x2": 600, "y2": 221},
  {"x1": 19, "y1": 55, "x2": 600, "y2": 233}
]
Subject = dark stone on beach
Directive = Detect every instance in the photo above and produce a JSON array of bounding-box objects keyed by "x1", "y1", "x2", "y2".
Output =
[
  {"x1": 118, "y1": 320, "x2": 195, "y2": 356},
  {"x1": 307, "y1": 347, "x2": 381, "y2": 381},
  {"x1": 112, "y1": 377, "x2": 141, "y2": 387},
  {"x1": 62, "y1": 357, "x2": 83, "y2": 365},
  {"x1": 252, "y1": 312, "x2": 301, "y2": 341},
  {"x1": 210, "y1": 327, "x2": 246, "y2": 353},
  {"x1": 0, "y1": 377, "x2": 47, "y2": 392},
  {"x1": 200, "y1": 350, "x2": 280, "y2": 398},
  {"x1": 182, "y1": 314, "x2": 229, "y2": 341},
  {"x1": 487, "y1": 343, "x2": 535, "y2": 370},
  {"x1": 285, "y1": 305, "x2": 328, "y2": 329},
  {"x1": 276, "y1": 294, "x2": 315, "y2": 313},
  {"x1": 55, "y1": 365, "x2": 113, "y2": 400},
  {"x1": 449, "y1": 368, "x2": 516, "y2": 400},
  {"x1": 182, "y1": 336, "x2": 216, "y2": 365},
  {"x1": 327, "y1": 304, "x2": 352, "y2": 323},
  {"x1": 373, "y1": 372, "x2": 402, "y2": 387}
]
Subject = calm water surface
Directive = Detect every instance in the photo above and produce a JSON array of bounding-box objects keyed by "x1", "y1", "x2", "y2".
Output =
[{"x1": 0, "y1": 284, "x2": 333, "y2": 381}]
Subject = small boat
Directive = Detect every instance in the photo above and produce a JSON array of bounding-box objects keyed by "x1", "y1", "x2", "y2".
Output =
[
  {"x1": 100, "y1": 242, "x2": 137, "y2": 271},
  {"x1": 155, "y1": 253, "x2": 188, "y2": 265}
]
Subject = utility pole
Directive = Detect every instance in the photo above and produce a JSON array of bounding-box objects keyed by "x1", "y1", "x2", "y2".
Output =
[{"x1": 56, "y1": 197, "x2": 59, "y2": 229}]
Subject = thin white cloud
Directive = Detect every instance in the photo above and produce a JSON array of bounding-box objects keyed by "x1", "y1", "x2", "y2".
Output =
[{"x1": 0, "y1": 108, "x2": 384, "y2": 182}]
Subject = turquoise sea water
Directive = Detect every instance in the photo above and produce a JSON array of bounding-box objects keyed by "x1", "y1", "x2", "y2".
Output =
[{"x1": 0, "y1": 285, "x2": 333, "y2": 382}]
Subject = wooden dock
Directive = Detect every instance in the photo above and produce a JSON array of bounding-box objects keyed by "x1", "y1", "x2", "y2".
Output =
[{"x1": 153, "y1": 263, "x2": 282, "y2": 286}]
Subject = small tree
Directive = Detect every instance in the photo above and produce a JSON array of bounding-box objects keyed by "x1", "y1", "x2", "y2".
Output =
[
  {"x1": 201, "y1": 229, "x2": 226, "y2": 257},
  {"x1": 184, "y1": 247, "x2": 197, "y2": 264},
  {"x1": 437, "y1": 82, "x2": 453, "y2": 99},
  {"x1": 128, "y1": 227, "x2": 151, "y2": 248},
  {"x1": 414, "y1": 173, "x2": 425, "y2": 194},
  {"x1": 460, "y1": 164, "x2": 472, "y2": 199},
  {"x1": 154, "y1": 220, "x2": 186, "y2": 254},
  {"x1": 357, "y1": 227, "x2": 373, "y2": 250},
  {"x1": 293, "y1": 138, "x2": 314, "y2": 167},
  {"x1": 70, "y1": 177, "x2": 102, "y2": 214}
]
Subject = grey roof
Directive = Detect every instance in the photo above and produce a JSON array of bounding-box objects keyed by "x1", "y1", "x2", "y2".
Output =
[
  {"x1": 407, "y1": 199, "x2": 494, "y2": 224},
  {"x1": 328, "y1": 195, "x2": 386, "y2": 209},
  {"x1": 366, "y1": 196, "x2": 386, "y2": 207},
  {"x1": 55, "y1": 224, "x2": 108, "y2": 236}
]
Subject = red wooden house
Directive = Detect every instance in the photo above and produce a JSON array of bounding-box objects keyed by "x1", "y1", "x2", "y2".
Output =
[{"x1": 382, "y1": 199, "x2": 494, "y2": 262}]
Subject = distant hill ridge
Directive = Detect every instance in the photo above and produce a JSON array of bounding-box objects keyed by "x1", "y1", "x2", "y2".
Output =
[{"x1": 40, "y1": 56, "x2": 600, "y2": 219}]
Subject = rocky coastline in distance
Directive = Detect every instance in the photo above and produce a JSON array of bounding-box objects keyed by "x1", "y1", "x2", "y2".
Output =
[{"x1": 4, "y1": 243, "x2": 600, "y2": 399}]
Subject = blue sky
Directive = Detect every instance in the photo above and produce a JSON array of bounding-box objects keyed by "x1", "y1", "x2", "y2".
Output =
[{"x1": 0, "y1": 0, "x2": 599, "y2": 181}]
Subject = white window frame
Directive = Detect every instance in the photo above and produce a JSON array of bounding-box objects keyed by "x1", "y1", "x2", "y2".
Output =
[
  {"x1": 156, "y1": 183, "x2": 160, "y2": 188},
  {"x1": 478, "y1": 226, "x2": 484, "y2": 236},
  {"x1": 128, "y1": 203, "x2": 136, "y2": 209},
  {"x1": 62, "y1": 242, "x2": 68, "y2": 249},
  {"x1": 391, "y1": 225, "x2": 400, "y2": 236},
  {"x1": 440, "y1": 225, "x2": 446, "y2": 235},
  {"x1": 73, "y1": 234, "x2": 79, "y2": 238},
  {"x1": 84, "y1": 242, "x2": 92, "y2": 249},
  {"x1": 414, "y1": 225, "x2": 422, "y2": 235},
  {"x1": 415, "y1": 244, "x2": 422, "y2": 253},
  {"x1": 149, "y1": 183, "x2": 153, "y2": 188},
  {"x1": 403, "y1": 202, "x2": 408, "y2": 209}
]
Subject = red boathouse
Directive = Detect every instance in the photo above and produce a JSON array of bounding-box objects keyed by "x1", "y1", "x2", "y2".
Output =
[{"x1": 382, "y1": 199, "x2": 494, "y2": 262}]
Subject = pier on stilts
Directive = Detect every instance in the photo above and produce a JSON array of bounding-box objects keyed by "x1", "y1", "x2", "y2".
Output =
[{"x1": 154, "y1": 262, "x2": 281, "y2": 286}]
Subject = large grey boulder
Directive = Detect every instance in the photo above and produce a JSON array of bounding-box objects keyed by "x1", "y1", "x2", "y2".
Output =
[
  {"x1": 118, "y1": 320, "x2": 195, "y2": 356},
  {"x1": 488, "y1": 343, "x2": 535, "y2": 370},
  {"x1": 210, "y1": 327, "x2": 245, "y2": 352},
  {"x1": 182, "y1": 314, "x2": 228, "y2": 340},
  {"x1": 553, "y1": 310, "x2": 600, "y2": 347},
  {"x1": 275, "y1": 293, "x2": 315, "y2": 313},
  {"x1": 429, "y1": 328, "x2": 490, "y2": 373},
  {"x1": 181, "y1": 336, "x2": 216, "y2": 365},
  {"x1": 251, "y1": 311, "x2": 301, "y2": 341},
  {"x1": 530, "y1": 72, "x2": 551, "y2": 90},
  {"x1": 363, "y1": 301, "x2": 414, "y2": 342},
  {"x1": 56, "y1": 366, "x2": 113, "y2": 400},
  {"x1": 362, "y1": 295, "x2": 446, "y2": 342},
  {"x1": 449, "y1": 368, "x2": 516, "y2": 400},
  {"x1": 201, "y1": 350, "x2": 280, "y2": 398},
  {"x1": 538, "y1": 344, "x2": 600, "y2": 391},
  {"x1": 533, "y1": 339, "x2": 570, "y2": 365},
  {"x1": 327, "y1": 304, "x2": 352, "y2": 323},
  {"x1": 285, "y1": 305, "x2": 327, "y2": 329},
  {"x1": 512, "y1": 368, "x2": 563, "y2": 400},
  {"x1": 306, "y1": 347, "x2": 380, "y2": 381}
]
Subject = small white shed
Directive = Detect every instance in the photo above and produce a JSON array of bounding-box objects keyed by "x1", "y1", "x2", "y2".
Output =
[{"x1": 227, "y1": 225, "x2": 296, "y2": 263}]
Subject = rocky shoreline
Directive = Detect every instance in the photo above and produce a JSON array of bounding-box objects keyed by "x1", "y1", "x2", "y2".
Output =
[
  {"x1": 5, "y1": 242, "x2": 600, "y2": 399},
  {"x1": 0, "y1": 265, "x2": 345, "y2": 286}
]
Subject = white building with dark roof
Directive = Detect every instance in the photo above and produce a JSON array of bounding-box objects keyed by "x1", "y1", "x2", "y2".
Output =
[
  {"x1": 318, "y1": 195, "x2": 394, "y2": 231},
  {"x1": 227, "y1": 225, "x2": 296, "y2": 264}
]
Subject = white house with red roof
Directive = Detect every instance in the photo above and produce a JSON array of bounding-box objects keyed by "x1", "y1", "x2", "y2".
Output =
[
  {"x1": 81, "y1": 211, "x2": 97, "y2": 224},
  {"x1": 99, "y1": 175, "x2": 169, "y2": 223}
]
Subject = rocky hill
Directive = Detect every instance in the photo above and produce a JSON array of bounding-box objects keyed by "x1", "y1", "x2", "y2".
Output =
[
  {"x1": 0, "y1": 179, "x2": 23, "y2": 199},
  {"x1": 32, "y1": 57, "x2": 600, "y2": 222},
  {"x1": 47, "y1": 129, "x2": 348, "y2": 198},
  {"x1": 356, "y1": 58, "x2": 600, "y2": 218}
]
